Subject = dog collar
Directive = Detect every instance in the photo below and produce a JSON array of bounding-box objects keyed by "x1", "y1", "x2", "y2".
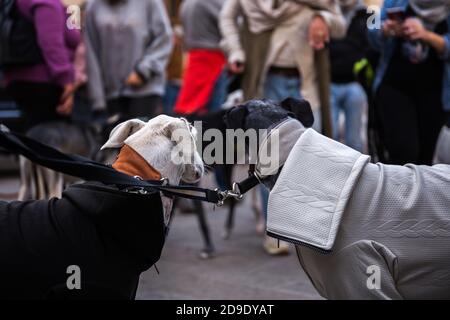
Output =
[
  {"x1": 255, "y1": 117, "x2": 305, "y2": 178},
  {"x1": 112, "y1": 144, "x2": 162, "y2": 181}
]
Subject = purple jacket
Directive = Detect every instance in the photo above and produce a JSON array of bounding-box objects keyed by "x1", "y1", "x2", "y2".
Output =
[{"x1": 4, "y1": 0, "x2": 80, "y2": 87}]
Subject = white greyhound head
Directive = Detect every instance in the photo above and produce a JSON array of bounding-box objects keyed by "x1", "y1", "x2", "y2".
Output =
[{"x1": 101, "y1": 115, "x2": 204, "y2": 185}]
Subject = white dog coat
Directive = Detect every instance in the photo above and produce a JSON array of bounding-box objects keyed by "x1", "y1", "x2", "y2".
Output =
[{"x1": 268, "y1": 129, "x2": 450, "y2": 299}]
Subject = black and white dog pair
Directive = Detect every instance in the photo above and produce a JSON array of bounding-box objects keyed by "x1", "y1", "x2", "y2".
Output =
[
  {"x1": 3, "y1": 97, "x2": 449, "y2": 300},
  {"x1": 0, "y1": 98, "x2": 312, "y2": 300}
]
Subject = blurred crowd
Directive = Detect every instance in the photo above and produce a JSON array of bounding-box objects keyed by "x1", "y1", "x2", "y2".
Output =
[
  {"x1": 2, "y1": 0, "x2": 448, "y2": 161},
  {"x1": 0, "y1": 0, "x2": 449, "y2": 253}
]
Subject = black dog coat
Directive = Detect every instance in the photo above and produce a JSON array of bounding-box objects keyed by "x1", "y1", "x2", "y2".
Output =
[{"x1": 0, "y1": 182, "x2": 165, "y2": 299}]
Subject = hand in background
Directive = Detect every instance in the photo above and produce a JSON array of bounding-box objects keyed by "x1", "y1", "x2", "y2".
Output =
[
  {"x1": 382, "y1": 19, "x2": 404, "y2": 38},
  {"x1": 125, "y1": 71, "x2": 145, "y2": 88},
  {"x1": 403, "y1": 18, "x2": 428, "y2": 41},
  {"x1": 309, "y1": 15, "x2": 330, "y2": 50},
  {"x1": 56, "y1": 83, "x2": 75, "y2": 116},
  {"x1": 229, "y1": 61, "x2": 245, "y2": 74}
]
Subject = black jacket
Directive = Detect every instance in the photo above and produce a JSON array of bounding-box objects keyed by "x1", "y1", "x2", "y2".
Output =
[
  {"x1": 330, "y1": 9, "x2": 370, "y2": 84},
  {"x1": 0, "y1": 183, "x2": 165, "y2": 299}
]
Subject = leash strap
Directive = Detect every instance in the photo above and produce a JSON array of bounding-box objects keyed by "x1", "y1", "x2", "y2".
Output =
[
  {"x1": 235, "y1": 173, "x2": 261, "y2": 195},
  {"x1": 0, "y1": 127, "x2": 222, "y2": 204},
  {"x1": 235, "y1": 164, "x2": 261, "y2": 195}
]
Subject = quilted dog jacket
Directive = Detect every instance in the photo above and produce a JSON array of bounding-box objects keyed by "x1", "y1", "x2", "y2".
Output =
[
  {"x1": 268, "y1": 129, "x2": 450, "y2": 299},
  {"x1": 0, "y1": 183, "x2": 165, "y2": 299}
]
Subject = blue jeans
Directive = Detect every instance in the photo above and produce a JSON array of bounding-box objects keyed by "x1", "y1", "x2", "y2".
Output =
[
  {"x1": 163, "y1": 81, "x2": 181, "y2": 115},
  {"x1": 331, "y1": 82, "x2": 367, "y2": 152},
  {"x1": 263, "y1": 73, "x2": 302, "y2": 102},
  {"x1": 206, "y1": 70, "x2": 229, "y2": 112},
  {"x1": 260, "y1": 73, "x2": 302, "y2": 219},
  {"x1": 166, "y1": 71, "x2": 228, "y2": 115},
  {"x1": 263, "y1": 72, "x2": 322, "y2": 130},
  {"x1": 208, "y1": 71, "x2": 229, "y2": 189}
]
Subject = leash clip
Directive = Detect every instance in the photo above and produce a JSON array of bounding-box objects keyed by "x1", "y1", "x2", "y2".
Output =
[
  {"x1": 125, "y1": 187, "x2": 149, "y2": 195},
  {"x1": 215, "y1": 183, "x2": 243, "y2": 207},
  {"x1": 160, "y1": 177, "x2": 169, "y2": 185}
]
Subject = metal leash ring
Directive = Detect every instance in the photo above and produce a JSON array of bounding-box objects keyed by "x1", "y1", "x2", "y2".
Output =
[{"x1": 214, "y1": 183, "x2": 244, "y2": 207}]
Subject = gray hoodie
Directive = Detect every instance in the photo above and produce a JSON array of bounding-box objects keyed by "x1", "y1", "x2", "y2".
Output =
[
  {"x1": 85, "y1": 0, "x2": 173, "y2": 110},
  {"x1": 180, "y1": 0, "x2": 225, "y2": 50}
]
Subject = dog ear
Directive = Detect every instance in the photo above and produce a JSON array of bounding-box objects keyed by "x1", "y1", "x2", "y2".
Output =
[
  {"x1": 280, "y1": 98, "x2": 314, "y2": 128},
  {"x1": 101, "y1": 119, "x2": 146, "y2": 150},
  {"x1": 224, "y1": 105, "x2": 248, "y2": 130},
  {"x1": 161, "y1": 118, "x2": 190, "y2": 139}
]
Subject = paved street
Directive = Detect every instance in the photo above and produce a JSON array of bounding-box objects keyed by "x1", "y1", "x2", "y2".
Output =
[{"x1": 0, "y1": 166, "x2": 321, "y2": 300}]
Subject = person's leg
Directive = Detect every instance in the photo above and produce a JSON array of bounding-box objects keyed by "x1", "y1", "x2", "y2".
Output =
[
  {"x1": 264, "y1": 74, "x2": 287, "y2": 101},
  {"x1": 285, "y1": 76, "x2": 302, "y2": 100},
  {"x1": 106, "y1": 97, "x2": 126, "y2": 116},
  {"x1": 206, "y1": 70, "x2": 229, "y2": 112},
  {"x1": 376, "y1": 84, "x2": 419, "y2": 165},
  {"x1": 417, "y1": 90, "x2": 445, "y2": 165},
  {"x1": 163, "y1": 81, "x2": 181, "y2": 115},
  {"x1": 128, "y1": 95, "x2": 163, "y2": 120},
  {"x1": 312, "y1": 109, "x2": 322, "y2": 132},
  {"x1": 330, "y1": 84, "x2": 342, "y2": 142},
  {"x1": 259, "y1": 186, "x2": 269, "y2": 220},
  {"x1": 434, "y1": 115, "x2": 450, "y2": 164},
  {"x1": 7, "y1": 81, "x2": 63, "y2": 129},
  {"x1": 72, "y1": 87, "x2": 92, "y2": 126},
  {"x1": 208, "y1": 71, "x2": 230, "y2": 190},
  {"x1": 342, "y1": 82, "x2": 367, "y2": 152},
  {"x1": 264, "y1": 73, "x2": 302, "y2": 101}
]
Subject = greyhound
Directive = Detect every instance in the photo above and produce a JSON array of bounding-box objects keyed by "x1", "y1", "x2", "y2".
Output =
[
  {"x1": 101, "y1": 115, "x2": 204, "y2": 221},
  {"x1": 0, "y1": 115, "x2": 204, "y2": 299},
  {"x1": 224, "y1": 98, "x2": 450, "y2": 299},
  {"x1": 18, "y1": 121, "x2": 102, "y2": 200}
]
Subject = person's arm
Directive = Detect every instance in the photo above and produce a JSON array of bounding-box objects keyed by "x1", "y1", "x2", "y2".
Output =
[
  {"x1": 32, "y1": 2, "x2": 78, "y2": 115},
  {"x1": 85, "y1": 1, "x2": 106, "y2": 111},
  {"x1": 424, "y1": 31, "x2": 448, "y2": 56},
  {"x1": 219, "y1": 0, "x2": 245, "y2": 71},
  {"x1": 440, "y1": 16, "x2": 450, "y2": 61},
  {"x1": 307, "y1": 1, "x2": 346, "y2": 50},
  {"x1": 32, "y1": 2, "x2": 77, "y2": 87},
  {"x1": 316, "y1": 1, "x2": 347, "y2": 39},
  {"x1": 133, "y1": 0, "x2": 173, "y2": 84},
  {"x1": 403, "y1": 17, "x2": 449, "y2": 59}
]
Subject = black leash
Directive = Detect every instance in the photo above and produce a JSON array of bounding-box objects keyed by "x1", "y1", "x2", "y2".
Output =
[
  {"x1": 234, "y1": 164, "x2": 261, "y2": 196},
  {"x1": 0, "y1": 126, "x2": 260, "y2": 205}
]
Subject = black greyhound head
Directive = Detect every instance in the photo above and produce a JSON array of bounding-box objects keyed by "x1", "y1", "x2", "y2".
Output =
[
  {"x1": 224, "y1": 98, "x2": 314, "y2": 132},
  {"x1": 224, "y1": 98, "x2": 314, "y2": 189}
]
